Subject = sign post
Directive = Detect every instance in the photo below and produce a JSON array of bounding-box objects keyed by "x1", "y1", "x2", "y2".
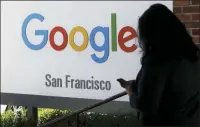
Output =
[{"x1": 27, "y1": 107, "x2": 38, "y2": 127}]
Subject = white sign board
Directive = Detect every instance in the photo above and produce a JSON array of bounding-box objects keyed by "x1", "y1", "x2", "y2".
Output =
[{"x1": 1, "y1": 1, "x2": 172, "y2": 111}]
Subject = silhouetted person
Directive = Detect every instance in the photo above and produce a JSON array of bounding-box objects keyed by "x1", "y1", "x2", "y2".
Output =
[{"x1": 118, "y1": 3, "x2": 200, "y2": 126}]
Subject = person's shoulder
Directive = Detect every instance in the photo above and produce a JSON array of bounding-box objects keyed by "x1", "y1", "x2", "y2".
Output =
[
  {"x1": 143, "y1": 54, "x2": 175, "y2": 66},
  {"x1": 142, "y1": 54, "x2": 179, "y2": 74}
]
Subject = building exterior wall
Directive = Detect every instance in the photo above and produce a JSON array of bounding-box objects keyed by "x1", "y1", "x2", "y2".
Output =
[{"x1": 173, "y1": 0, "x2": 200, "y2": 44}]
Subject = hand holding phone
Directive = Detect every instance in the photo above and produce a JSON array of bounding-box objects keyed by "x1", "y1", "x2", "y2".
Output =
[
  {"x1": 117, "y1": 78, "x2": 137, "y2": 93},
  {"x1": 117, "y1": 78, "x2": 130, "y2": 88}
]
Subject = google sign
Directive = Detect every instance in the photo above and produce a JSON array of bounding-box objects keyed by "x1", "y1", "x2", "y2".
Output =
[
  {"x1": 2, "y1": 1, "x2": 172, "y2": 113},
  {"x1": 22, "y1": 13, "x2": 137, "y2": 63}
]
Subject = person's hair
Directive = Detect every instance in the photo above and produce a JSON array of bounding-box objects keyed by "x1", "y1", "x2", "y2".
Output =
[{"x1": 138, "y1": 3, "x2": 199, "y2": 64}]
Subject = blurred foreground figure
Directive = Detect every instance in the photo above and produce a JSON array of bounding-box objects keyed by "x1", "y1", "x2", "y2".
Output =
[{"x1": 118, "y1": 3, "x2": 200, "y2": 126}]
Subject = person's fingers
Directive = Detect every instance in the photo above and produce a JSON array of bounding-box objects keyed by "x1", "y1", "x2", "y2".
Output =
[{"x1": 126, "y1": 88, "x2": 133, "y2": 96}]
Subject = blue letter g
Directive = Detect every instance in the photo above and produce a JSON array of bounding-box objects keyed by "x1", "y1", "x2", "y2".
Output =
[{"x1": 22, "y1": 13, "x2": 48, "y2": 50}]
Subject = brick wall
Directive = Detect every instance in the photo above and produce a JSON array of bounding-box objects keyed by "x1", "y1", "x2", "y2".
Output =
[{"x1": 173, "y1": 0, "x2": 200, "y2": 44}]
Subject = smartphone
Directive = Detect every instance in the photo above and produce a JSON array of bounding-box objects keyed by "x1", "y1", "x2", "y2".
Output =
[
  {"x1": 117, "y1": 78, "x2": 137, "y2": 91},
  {"x1": 117, "y1": 78, "x2": 131, "y2": 88}
]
